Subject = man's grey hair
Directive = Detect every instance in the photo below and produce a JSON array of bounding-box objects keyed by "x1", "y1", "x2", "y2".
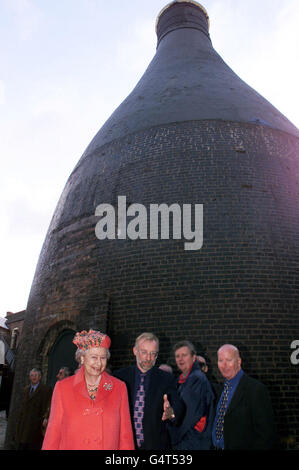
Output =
[
  {"x1": 173, "y1": 340, "x2": 197, "y2": 356},
  {"x1": 59, "y1": 366, "x2": 72, "y2": 376},
  {"x1": 29, "y1": 368, "x2": 42, "y2": 377},
  {"x1": 135, "y1": 332, "x2": 159, "y2": 349}
]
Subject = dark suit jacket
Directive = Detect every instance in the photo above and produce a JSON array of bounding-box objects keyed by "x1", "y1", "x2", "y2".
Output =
[
  {"x1": 220, "y1": 373, "x2": 276, "y2": 450},
  {"x1": 16, "y1": 382, "x2": 52, "y2": 448},
  {"x1": 114, "y1": 365, "x2": 185, "y2": 450}
]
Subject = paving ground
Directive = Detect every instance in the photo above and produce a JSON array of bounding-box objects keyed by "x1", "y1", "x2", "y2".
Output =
[{"x1": 0, "y1": 410, "x2": 7, "y2": 450}]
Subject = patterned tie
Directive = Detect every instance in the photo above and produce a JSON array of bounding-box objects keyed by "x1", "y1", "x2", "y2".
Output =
[
  {"x1": 215, "y1": 381, "x2": 229, "y2": 440},
  {"x1": 134, "y1": 373, "x2": 145, "y2": 448}
]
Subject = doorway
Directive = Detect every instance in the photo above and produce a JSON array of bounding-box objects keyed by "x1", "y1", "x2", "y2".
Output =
[{"x1": 47, "y1": 329, "x2": 77, "y2": 389}]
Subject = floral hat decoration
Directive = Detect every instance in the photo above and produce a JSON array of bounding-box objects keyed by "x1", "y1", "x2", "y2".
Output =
[{"x1": 73, "y1": 329, "x2": 111, "y2": 351}]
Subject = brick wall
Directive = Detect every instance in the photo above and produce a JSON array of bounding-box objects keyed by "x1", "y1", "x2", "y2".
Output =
[{"x1": 5, "y1": 120, "x2": 299, "y2": 449}]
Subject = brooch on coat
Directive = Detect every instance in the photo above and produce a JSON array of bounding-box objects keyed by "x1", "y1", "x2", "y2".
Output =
[{"x1": 103, "y1": 381, "x2": 113, "y2": 391}]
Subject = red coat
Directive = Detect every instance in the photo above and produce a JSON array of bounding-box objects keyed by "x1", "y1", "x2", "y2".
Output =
[{"x1": 42, "y1": 367, "x2": 134, "y2": 450}]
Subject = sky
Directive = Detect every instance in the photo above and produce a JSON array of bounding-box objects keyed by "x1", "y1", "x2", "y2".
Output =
[{"x1": 0, "y1": 0, "x2": 298, "y2": 320}]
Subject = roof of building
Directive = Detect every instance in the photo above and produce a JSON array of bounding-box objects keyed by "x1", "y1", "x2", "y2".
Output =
[
  {"x1": 0, "y1": 317, "x2": 8, "y2": 330},
  {"x1": 78, "y1": 0, "x2": 298, "y2": 165}
]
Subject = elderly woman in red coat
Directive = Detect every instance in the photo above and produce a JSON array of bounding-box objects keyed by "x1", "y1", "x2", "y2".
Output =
[{"x1": 42, "y1": 330, "x2": 134, "y2": 450}]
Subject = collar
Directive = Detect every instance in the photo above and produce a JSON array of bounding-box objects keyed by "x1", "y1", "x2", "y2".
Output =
[
  {"x1": 178, "y1": 360, "x2": 201, "y2": 383},
  {"x1": 224, "y1": 368, "x2": 244, "y2": 388},
  {"x1": 73, "y1": 364, "x2": 112, "y2": 391},
  {"x1": 30, "y1": 382, "x2": 39, "y2": 390},
  {"x1": 135, "y1": 365, "x2": 154, "y2": 378}
]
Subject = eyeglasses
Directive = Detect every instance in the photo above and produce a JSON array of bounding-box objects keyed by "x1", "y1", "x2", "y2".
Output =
[{"x1": 138, "y1": 349, "x2": 158, "y2": 358}]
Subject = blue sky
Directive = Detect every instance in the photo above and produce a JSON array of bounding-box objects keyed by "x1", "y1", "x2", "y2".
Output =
[{"x1": 0, "y1": 0, "x2": 298, "y2": 318}]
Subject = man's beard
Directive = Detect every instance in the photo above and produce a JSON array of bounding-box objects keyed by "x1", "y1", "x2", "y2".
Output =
[{"x1": 138, "y1": 359, "x2": 155, "y2": 372}]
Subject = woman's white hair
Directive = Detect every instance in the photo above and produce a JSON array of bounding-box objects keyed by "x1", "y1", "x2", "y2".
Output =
[{"x1": 75, "y1": 347, "x2": 111, "y2": 364}]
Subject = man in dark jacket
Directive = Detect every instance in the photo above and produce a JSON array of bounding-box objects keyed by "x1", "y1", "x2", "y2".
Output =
[
  {"x1": 167, "y1": 340, "x2": 215, "y2": 450},
  {"x1": 212, "y1": 344, "x2": 276, "y2": 450},
  {"x1": 16, "y1": 368, "x2": 52, "y2": 450},
  {"x1": 114, "y1": 332, "x2": 185, "y2": 450}
]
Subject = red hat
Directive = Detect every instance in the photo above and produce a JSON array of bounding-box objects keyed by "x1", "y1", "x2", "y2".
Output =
[{"x1": 73, "y1": 329, "x2": 111, "y2": 350}]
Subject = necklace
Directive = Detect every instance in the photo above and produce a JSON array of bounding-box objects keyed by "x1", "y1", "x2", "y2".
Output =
[
  {"x1": 86, "y1": 377, "x2": 101, "y2": 400},
  {"x1": 87, "y1": 387, "x2": 98, "y2": 400}
]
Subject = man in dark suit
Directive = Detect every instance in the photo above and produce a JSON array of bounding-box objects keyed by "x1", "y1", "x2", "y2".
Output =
[
  {"x1": 16, "y1": 368, "x2": 52, "y2": 450},
  {"x1": 114, "y1": 332, "x2": 185, "y2": 450},
  {"x1": 212, "y1": 344, "x2": 276, "y2": 450}
]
